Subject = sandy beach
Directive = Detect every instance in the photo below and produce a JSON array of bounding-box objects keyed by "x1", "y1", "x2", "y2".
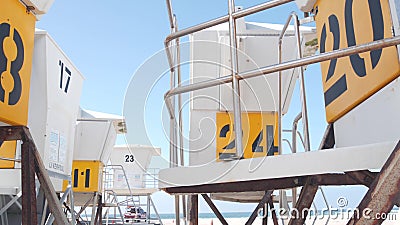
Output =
[{"x1": 161, "y1": 216, "x2": 400, "y2": 225}]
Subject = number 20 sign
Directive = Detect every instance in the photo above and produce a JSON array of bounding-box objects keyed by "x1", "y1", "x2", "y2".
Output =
[{"x1": 314, "y1": 0, "x2": 400, "y2": 123}]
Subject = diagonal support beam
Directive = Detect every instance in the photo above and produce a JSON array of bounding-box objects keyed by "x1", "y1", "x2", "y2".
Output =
[
  {"x1": 245, "y1": 190, "x2": 273, "y2": 225},
  {"x1": 0, "y1": 126, "x2": 69, "y2": 225},
  {"x1": 347, "y1": 141, "x2": 400, "y2": 225},
  {"x1": 201, "y1": 194, "x2": 228, "y2": 225},
  {"x1": 0, "y1": 192, "x2": 22, "y2": 216},
  {"x1": 288, "y1": 177, "x2": 318, "y2": 225},
  {"x1": 268, "y1": 199, "x2": 279, "y2": 225}
]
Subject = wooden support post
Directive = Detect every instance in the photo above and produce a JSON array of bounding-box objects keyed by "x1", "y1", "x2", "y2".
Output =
[
  {"x1": 347, "y1": 141, "x2": 400, "y2": 225},
  {"x1": 4, "y1": 126, "x2": 71, "y2": 225},
  {"x1": 188, "y1": 195, "x2": 198, "y2": 225},
  {"x1": 268, "y1": 199, "x2": 279, "y2": 225},
  {"x1": 201, "y1": 194, "x2": 228, "y2": 225},
  {"x1": 32, "y1": 137, "x2": 70, "y2": 225},
  {"x1": 288, "y1": 177, "x2": 318, "y2": 225},
  {"x1": 94, "y1": 195, "x2": 102, "y2": 225},
  {"x1": 245, "y1": 190, "x2": 273, "y2": 225},
  {"x1": 21, "y1": 140, "x2": 37, "y2": 225}
]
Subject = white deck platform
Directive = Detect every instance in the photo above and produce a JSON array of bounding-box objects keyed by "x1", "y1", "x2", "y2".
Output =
[
  {"x1": 113, "y1": 188, "x2": 158, "y2": 196},
  {"x1": 159, "y1": 141, "x2": 397, "y2": 189}
]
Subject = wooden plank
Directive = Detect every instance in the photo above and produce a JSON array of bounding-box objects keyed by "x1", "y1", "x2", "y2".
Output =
[
  {"x1": 345, "y1": 170, "x2": 376, "y2": 187},
  {"x1": 347, "y1": 141, "x2": 400, "y2": 225},
  {"x1": 201, "y1": 194, "x2": 228, "y2": 225}
]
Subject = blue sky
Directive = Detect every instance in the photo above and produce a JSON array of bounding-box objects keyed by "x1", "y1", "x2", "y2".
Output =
[{"x1": 37, "y1": 0, "x2": 367, "y2": 214}]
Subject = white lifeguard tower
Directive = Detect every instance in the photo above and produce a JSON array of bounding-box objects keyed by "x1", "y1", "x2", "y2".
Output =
[
  {"x1": 106, "y1": 145, "x2": 162, "y2": 224},
  {"x1": 65, "y1": 108, "x2": 126, "y2": 223},
  {"x1": 159, "y1": 0, "x2": 400, "y2": 224},
  {"x1": 0, "y1": 27, "x2": 83, "y2": 225}
]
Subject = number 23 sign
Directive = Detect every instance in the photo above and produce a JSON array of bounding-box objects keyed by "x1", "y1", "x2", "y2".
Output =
[{"x1": 314, "y1": 0, "x2": 400, "y2": 123}]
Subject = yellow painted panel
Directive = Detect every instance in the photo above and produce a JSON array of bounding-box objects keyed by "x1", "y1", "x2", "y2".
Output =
[
  {"x1": 0, "y1": 0, "x2": 36, "y2": 125},
  {"x1": 0, "y1": 141, "x2": 16, "y2": 168},
  {"x1": 63, "y1": 160, "x2": 104, "y2": 193},
  {"x1": 314, "y1": 0, "x2": 400, "y2": 123},
  {"x1": 216, "y1": 112, "x2": 278, "y2": 161}
]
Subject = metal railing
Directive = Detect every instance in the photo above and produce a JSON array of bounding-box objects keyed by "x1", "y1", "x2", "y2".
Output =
[
  {"x1": 164, "y1": 0, "x2": 400, "y2": 164},
  {"x1": 103, "y1": 165, "x2": 135, "y2": 206},
  {"x1": 278, "y1": 12, "x2": 311, "y2": 154},
  {"x1": 144, "y1": 168, "x2": 160, "y2": 188},
  {"x1": 164, "y1": 1, "x2": 400, "y2": 224}
]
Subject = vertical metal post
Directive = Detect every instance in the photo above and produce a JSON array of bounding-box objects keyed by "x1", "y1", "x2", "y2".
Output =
[
  {"x1": 169, "y1": 17, "x2": 178, "y2": 169},
  {"x1": 168, "y1": 14, "x2": 180, "y2": 225},
  {"x1": 175, "y1": 195, "x2": 181, "y2": 225},
  {"x1": 228, "y1": 0, "x2": 244, "y2": 159},
  {"x1": 21, "y1": 140, "x2": 37, "y2": 225},
  {"x1": 91, "y1": 193, "x2": 99, "y2": 225},
  {"x1": 262, "y1": 203, "x2": 268, "y2": 225},
  {"x1": 69, "y1": 181, "x2": 76, "y2": 225},
  {"x1": 293, "y1": 15, "x2": 311, "y2": 152},
  {"x1": 188, "y1": 195, "x2": 198, "y2": 225},
  {"x1": 278, "y1": 43, "x2": 283, "y2": 155},
  {"x1": 147, "y1": 195, "x2": 151, "y2": 224},
  {"x1": 40, "y1": 199, "x2": 48, "y2": 225},
  {"x1": 149, "y1": 196, "x2": 164, "y2": 225},
  {"x1": 175, "y1": 18, "x2": 187, "y2": 225}
]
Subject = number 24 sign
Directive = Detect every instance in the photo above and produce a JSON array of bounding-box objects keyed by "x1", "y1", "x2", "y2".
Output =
[{"x1": 314, "y1": 0, "x2": 400, "y2": 123}]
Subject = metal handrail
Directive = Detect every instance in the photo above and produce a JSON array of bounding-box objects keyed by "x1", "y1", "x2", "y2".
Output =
[
  {"x1": 292, "y1": 112, "x2": 302, "y2": 153},
  {"x1": 164, "y1": 0, "x2": 295, "y2": 72},
  {"x1": 278, "y1": 12, "x2": 311, "y2": 154},
  {"x1": 228, "y1": 0, "x2": 243, "y2": 159},
  {"x1": 164, "y1": 36, "x2": 400, "y2": 117},
  {"x1": 103, "y1": 189, "x2": 126, "y2": 225},
  {"x1": 105, "y1": 165, "x2": 135, "y2": 206}
]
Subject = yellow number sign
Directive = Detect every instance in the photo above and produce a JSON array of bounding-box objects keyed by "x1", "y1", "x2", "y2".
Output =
[
  {"x1": 0, "y1": 141, "x2": 16, "y2": 168},
  {"x1": 0, "y1": 0, "x2": 36, "y2": 125},
  {"x1": 216, "y1": 112, "x2": 278, "y2": 161},
  {"x1": 63, "y1": 160, "x2": 104, "y2": 193},
  {"x1": 314, "y1": 0, "x2": 400, "y2": 123}
]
